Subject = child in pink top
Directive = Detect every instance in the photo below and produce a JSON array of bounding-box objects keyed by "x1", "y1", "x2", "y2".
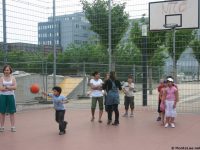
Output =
[
  {"x1": 163, "y1": 77, "x2": 179, "y2": 128},
  {"x1": 159, "y1": 80, "x2": 167, "y2": 125}
]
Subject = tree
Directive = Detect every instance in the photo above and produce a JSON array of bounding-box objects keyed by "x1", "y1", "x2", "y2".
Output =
[
  {"x1": 63, "y1": 43, "x2": 107, "y2": 63},
  {"x1": 166, "y1": 29, "x2": 195, "y2": 80},
  {"x1": 130, "y1": 20, "x2": 167, "y2": 94},
  {"x1": 190, "y1": 39, "x2": 200, "y2": 80},
  {"x1": 115, "y1": 40, "x2": 141, "y2": 66},
  {"x1": 0, "y1": 50, "x2": 45, "y2": 73},
  {"x1": 48, "y1": 43, "x2": 108, "y2": 75},
  {"x1": 81, "y1": 0, "x2": 129, "y2": 56}
]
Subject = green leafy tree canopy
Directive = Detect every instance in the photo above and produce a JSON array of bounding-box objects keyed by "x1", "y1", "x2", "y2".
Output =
[
  {"x1": 81, "y1": 0, "x2": 129, "y2": 54},
  {"x1": 130, "y1": 21, "x2": 167, "y2": 66},
  {"x1": 166, "y1": 29, "x2": 194, "y2": 63}
]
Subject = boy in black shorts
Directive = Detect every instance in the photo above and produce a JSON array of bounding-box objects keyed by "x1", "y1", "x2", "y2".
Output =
[{"x1": 122, "y1": 75, "x2": 135, "y2": 117}]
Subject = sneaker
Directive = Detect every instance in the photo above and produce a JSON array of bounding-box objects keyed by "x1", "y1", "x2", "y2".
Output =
[
  {"x1": 64, "y1": 121, "x2": 68, "y2": 129},
  {"x1": 112, "y1": 122, "x2": 119, "y2": 126},
  {"x1": 164, "y1": 123, "x2": 169, "y2": 128},
  {"x1": 107, "y1": 120, "x2": 112, "y2": 125},
  {"x1": 122, "y1": 113, "x2": 128, "y2": 117},
  {"x1": 171, "y1": 123, "x2": 175, "y2": 128},
  {"x1": 130, "y1": 113, "x2": 134, "y2": 117},
  {"x1": 11, "y1": 127, "x2": 16, "y2": 132},
  {"x1": 156, "y1": 117, "x2": 161, "y2": 121},
  {"x1": 59, "y1": 130, "x2": 65, "y2": 135},
  {"x1": 0, "y1": 127, "x2": 4, "y2": 132}
]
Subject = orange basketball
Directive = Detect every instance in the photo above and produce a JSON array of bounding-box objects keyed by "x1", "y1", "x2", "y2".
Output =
[{"x1": 30, "y1": 84, "x2": 40, "y2": 94}]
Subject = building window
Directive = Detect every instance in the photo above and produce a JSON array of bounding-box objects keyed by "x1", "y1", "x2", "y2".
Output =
[
  {"x1": 74, "y1": 40, "x2": 82, "y2": 44},
  {"x1": 76, "y1": 24, "x2": 79, "y2": 28},
  {"x1": 82, "y1": 25, "x2": 86, "y2": 30},
  {"x1": 83, "y1": 33, "x2": 88, "y2": 37}
]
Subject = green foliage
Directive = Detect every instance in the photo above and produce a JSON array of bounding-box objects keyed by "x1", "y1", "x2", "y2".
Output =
[
  {"x1": 166, "y1": 29, "x2": 194, "y2": 63},
  {"x1": 44, "y1": 43, "x2": 108, "y2": 74},
  {"x1": 115, "y1": 40, "x2": 141, "y2": 65},
  {"x1": 0, "y1": 50, "x2": 3, "y2": 61},
  {"x1": 190, "y1": 39, "x2": 200, "y2": 63},
  {"x1": 0, "y1": 50, "x2": 45, "y2": 73},
  {"x1": 130, "y1": 21, "x2": 166, "y2": 66},
  {"x1": 63, "y1": 43, "x2": 107, "y2": 63},
  {"x1": 81, "y1": 0, "x2": 129, "y2": 53}
]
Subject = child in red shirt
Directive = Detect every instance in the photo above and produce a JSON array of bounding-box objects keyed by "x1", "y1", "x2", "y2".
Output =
[{"x1": 157, "y1": 79, "x2": 164, "y2": 121}]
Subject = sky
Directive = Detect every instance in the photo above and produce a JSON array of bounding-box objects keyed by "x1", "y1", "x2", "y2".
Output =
[{"x1": 0, "y1": 0, "x2": 163, "y2": 44}]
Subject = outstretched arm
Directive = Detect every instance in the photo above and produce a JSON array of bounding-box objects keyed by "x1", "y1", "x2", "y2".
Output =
[{"x1": 41, "y1": 91, "x2": 48, "y2": 97}]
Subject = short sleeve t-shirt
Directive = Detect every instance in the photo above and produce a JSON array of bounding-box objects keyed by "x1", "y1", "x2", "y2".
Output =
[
  {"x1": 122, "y1": 82, "x2": 134, "y2": 97},
  {"x1": 48, "y1": 94, "x2": 66, "y2": 110},
  {"x1": 90, "y1": 78, "x2": 103, "y2": 97},
  {"x1": 166, "y1": 86, "x2": 177, "y2": 101}
]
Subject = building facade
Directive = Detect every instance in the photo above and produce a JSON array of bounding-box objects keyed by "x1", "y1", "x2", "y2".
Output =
[{"x1": 38, "y1": 12, "x2": 97, "y2": 51}]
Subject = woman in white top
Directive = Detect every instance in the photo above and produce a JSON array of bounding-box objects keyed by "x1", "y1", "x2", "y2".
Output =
[
  {"x1": 0, "y1": 65, "x2": 17, "y2": 132},
  {"x1": 89, "y1": 71, "x2": 103, "y2": 123}
]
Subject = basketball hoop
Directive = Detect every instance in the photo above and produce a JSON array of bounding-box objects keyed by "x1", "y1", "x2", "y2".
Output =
[
  {"x1": 163, "y1": 23, "x2": 178, "y2": 29},
  {"x1": 149, "y1": 0, "x2": 199, "y2": 31}
]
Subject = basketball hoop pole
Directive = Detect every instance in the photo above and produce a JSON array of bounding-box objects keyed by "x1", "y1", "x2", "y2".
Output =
[
  {"x1": 172, "y1": 27, "x2": 177, "y2": 83},
  {"x1": 142, "y1": 24, "x2": 147, "y2": 106},
  {"x1": 163, "y1": 24, "x2": 178, "y2": 83}
]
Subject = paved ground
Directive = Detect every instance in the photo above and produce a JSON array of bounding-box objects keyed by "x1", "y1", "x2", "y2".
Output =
[
  {"x1": 1, "y1": 83, "x2": 200, "y2": 150},
  {"x1": 1, "y1": 107, "x2": 200, "y2": 150}
]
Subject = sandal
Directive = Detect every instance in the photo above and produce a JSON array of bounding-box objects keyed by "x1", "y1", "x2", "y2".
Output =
[{"x1": 98, "y1": 120, "x2": 102, "y2": 123}]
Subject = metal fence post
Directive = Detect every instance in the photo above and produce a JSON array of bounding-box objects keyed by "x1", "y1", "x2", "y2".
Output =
[{"x1": 2, "y1": 0, "x2": 7, "y2": 64}]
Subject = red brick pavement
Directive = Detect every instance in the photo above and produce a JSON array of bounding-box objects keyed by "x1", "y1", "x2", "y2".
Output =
[{"x1": 0, "y1": 108, "x2": 200, "y2": 150}]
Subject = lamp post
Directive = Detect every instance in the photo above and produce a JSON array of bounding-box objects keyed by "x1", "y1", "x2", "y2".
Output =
[{"x1": 163, "y1": 23, "x2": 178, "y2": 82}]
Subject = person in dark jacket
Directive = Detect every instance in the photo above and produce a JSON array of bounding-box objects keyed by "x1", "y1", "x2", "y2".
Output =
[{"x1": 103, "y1": 71, "x2": 122, "y2": 125}]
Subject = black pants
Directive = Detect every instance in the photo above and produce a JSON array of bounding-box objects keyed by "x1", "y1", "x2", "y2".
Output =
[
  {"x1": 107, "y1": 104, "x2": 119, "y2": 123},
  {"x1": 55, "y1": 110, "x2": 67, "y2": 132},
  {"x1": 124, "y1": 96, "x2": 134, "y2": 110},
  {"x1": 157, "y1": 99, "x2": 162, "y2": 113}
]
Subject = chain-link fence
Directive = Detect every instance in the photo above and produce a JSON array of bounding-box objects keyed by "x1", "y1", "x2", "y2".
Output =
[
  {"x1": 0, "y1": 61, "x2": 199, "y2": 113},
  {"x1": 0, "y1": 0, "x2": 200, "y2": 113}
]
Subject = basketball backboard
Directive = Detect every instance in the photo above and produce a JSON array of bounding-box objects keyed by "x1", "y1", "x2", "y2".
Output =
[{"x1": 149, "y1": 0, "x2": 199, "y2": 31}]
